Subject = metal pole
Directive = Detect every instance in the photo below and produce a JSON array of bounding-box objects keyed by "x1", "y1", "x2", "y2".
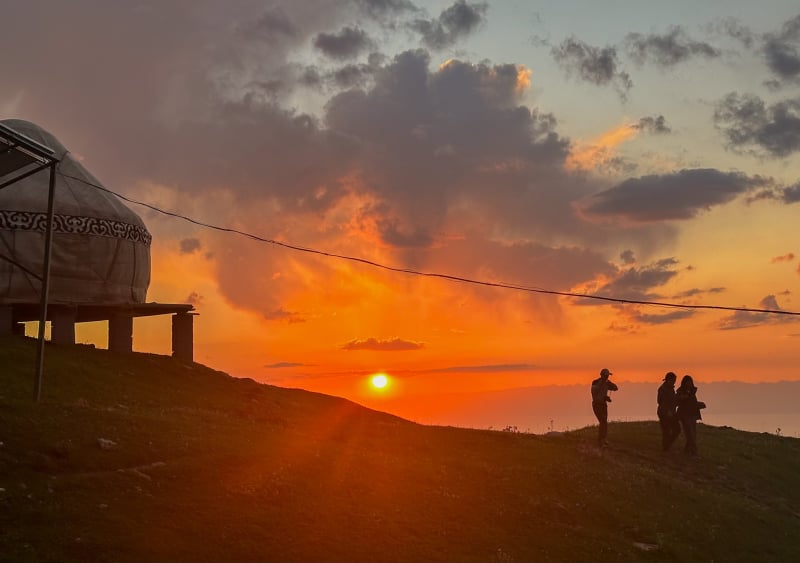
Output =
[{"x1": 34, "y1": 162, "x2": 57, "y2": 402}]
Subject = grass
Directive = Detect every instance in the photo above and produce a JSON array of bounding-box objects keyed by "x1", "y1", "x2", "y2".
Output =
[{"x1": 1, "y1": 335, "x2": 799, "y2": 562}]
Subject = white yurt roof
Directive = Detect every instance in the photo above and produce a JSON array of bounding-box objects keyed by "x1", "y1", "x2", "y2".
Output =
[{"x1": 0, "y1": 119, "x2": 150, "y2": 304}]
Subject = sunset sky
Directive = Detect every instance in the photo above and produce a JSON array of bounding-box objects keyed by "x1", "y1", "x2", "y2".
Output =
[{"x1": 2, "y1": 1, "x2": 799, "y2": 414}]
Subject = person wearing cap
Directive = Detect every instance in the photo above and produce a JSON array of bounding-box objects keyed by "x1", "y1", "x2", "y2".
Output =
[
  {"x1": 657, "y1": 372, "x2": 681, "y2": 451},
  {"x1": 590, "y1": 368, "x2": 618, "y2": 446}
]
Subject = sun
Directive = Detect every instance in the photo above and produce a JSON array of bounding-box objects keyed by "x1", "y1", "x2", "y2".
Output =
[{"x1": 370, "y1": 373, "x2": 389, "y2": 389}]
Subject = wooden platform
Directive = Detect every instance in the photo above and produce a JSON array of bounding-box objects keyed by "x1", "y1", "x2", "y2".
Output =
[{"x1": 0, "y1": 302, "x2": 197, "y2": 361}]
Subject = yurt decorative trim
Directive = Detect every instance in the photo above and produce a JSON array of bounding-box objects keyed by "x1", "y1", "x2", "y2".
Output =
[{"x1": 0, "y1": 210, "x2": 152, "y2": 245}]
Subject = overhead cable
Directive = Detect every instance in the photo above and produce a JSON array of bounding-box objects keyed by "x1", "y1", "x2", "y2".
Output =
[{"x1": 57, "y1": 171, "x2": 800, "y2": 317}]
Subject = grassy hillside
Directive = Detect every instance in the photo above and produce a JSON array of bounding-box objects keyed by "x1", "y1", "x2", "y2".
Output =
[{"x1": 1, "y1": 336, "x2": 799, "y2": 563}]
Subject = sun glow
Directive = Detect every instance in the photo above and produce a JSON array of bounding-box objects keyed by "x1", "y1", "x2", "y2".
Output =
[{"x1": 370, "y1": 373, "x2": 389, "y2": 389}]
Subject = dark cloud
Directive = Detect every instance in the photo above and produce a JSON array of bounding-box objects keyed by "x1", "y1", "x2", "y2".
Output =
[
  {"x1": 632, "y1": 309, "x2": 696, "y2": 325},
  {"x1": 241, "y1": 7, "x2": 299, "y2": 44},
  {"x1": 718, "y1": 295, "x2": 799, "y2": 330},
  {"x1": 771, "y1": 253, "x2": 796, "y2": 263},
  {"x1": 264, "y1": 361, "x2": 305, "y2": 368},
  {"x1": 264, "y1": 308, "x2": 306, "y2": 324},
  {"x1": 762, "y1": 15, "x2": 800, "y2": 84},
  {"x1": 179, "y1": 237, "x2": 202, "y2": 254},
  {"x1": 377, "y1": 221, "x2": 434, "y2": 248},
  {"x1": 184, "y1": 291, "x2": 204, "y2": 305},
  {"x1": 410, "y1": 0, "x2": 488, "y2": 50},
  {"x1": 0, "y1": 2, "x2": 685, "y2": 324},
  {"x1": 619, "y1": 250, "x2": 636, "y2": 265},
  {"x1": 330, "y1": 64, "x2": 372, "y2": 88},
  {"x1": 750, "y1": 182, "x2": 800, "y2": 205},
  {"x1": 419, "y1": 236, "x2": 617, "y2": 298},
  {"x1": 672, "y1": 287, "x2": 726, "y2": 298},
  {"x1": 325, "y1": 50, "x2": 588, "y2": 247},
  {"x1": 298, "y1": 65, "x2": 324, "y2": 88},
  {"x1": 584, "y1": 258, "x2": 712, "y2": 327},
  {"x1": 714, "y1": 93, "x2": 800, "y2": 158},
  {"x1": 624, "y1": 26, "x2": 721, "y2": 67},
  {"x1": 582, "y1": 168, "x2": 771, "y2": 222},
  {"x1": 633, "y1": 115, "x2": 671, "y2": 134},
  {"x1": 592, "y1": 258, "x2": 681, "y2": 302},
  {"x1": 313, "y1": 26, "x2": 373, "y2": 60},
  {"x1": 356, "y1": 0, "x2": 418, "y2": 20},
  {"x1": 709, "y1": 17, "x2": 756, "y2": 49},
  {"x1": 340, "y1": 337, "x2": 424, "y2": 351},
  {"x1": 781, "y1": 183, "x2": 800, "y2": 202},
  {"x1": 551, "y1": 37, "x2": 632, "y2": 99}
]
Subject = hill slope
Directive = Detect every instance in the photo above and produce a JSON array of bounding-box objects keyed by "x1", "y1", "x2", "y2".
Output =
[{"x1": 1, "y1": 336, "x2": 799, "y2": 562}]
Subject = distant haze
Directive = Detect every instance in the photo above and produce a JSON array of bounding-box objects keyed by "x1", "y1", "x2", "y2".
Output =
[{"x1": 366, "y1": 381, "x2": 800, "y2": 437}]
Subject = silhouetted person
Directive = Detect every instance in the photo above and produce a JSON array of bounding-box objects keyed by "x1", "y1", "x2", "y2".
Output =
[
  {"x1": 676, "y1": 375, "x2": 706, "y2": 456},
  {"x1": 657, "y1": 371, "x2": 681, "y2": 451},
  {"x1": 591, "y1": 368, "x2": 618, "y2": 447}
]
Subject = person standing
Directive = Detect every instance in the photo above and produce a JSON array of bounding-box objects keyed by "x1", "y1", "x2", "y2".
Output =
[
  {"x1": 676, "y1": 375, "x2": 706, "y2": 456},
  {"x1": 591, "y1": 368, "x2": 618, "y2": 447},
  {"x1": 657, "y1": 372, "x2": 681, "y2": 451}
]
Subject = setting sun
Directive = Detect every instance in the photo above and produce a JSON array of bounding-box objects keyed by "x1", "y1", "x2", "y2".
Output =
[{"x1": 370, "y1": 373, "x2": 389, "y2": 389}]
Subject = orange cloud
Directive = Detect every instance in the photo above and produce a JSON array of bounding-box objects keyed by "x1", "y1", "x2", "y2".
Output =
[
  {"x1": 566, "y1": 122, "x2": 639, "y2": 172},
  {"x1": 771, "y1": 253, "x2": 795, "y2": 263},
  {"x1": 340, "y1": 337, "x2": 425, "y2": 351},
  {"x1": 514, "y1": 65, "x2": 532, "y2": 94}
]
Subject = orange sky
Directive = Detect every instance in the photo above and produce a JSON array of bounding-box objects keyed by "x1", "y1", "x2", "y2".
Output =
[{"x1": 6, "y1": 2, "x2": 800, "y2": 427}]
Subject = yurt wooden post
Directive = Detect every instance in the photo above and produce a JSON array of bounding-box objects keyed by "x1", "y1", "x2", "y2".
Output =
[{"x1": 33, "y1": 161, "x2": 57, "y2": 402}]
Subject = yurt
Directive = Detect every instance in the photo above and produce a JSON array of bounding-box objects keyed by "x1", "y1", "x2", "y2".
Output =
[{"x1": 0, "y1": 119, "x2": 150, "y2": 305}]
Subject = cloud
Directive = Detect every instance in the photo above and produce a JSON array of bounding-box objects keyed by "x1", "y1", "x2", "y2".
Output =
[
  {"x1": 582, "y1": 168, "x2": 772, "y2": 222},
  {"x1": 619, "y1": 250, "x2": 636, "y2": 265},
  {"x1": 624, "y1": 26, "x2": 721, "y2": 67},
  {"x1": 591, "y1": 257, "x2": 682, "y2": 302},
  {"x1": 264, "y1": 308, "x2": 306, "y2": 324},
  {"x1": 330, "y1": 62, "x2": 377, "y2": 88},
  {"x1": 718, "y1": 295, "x2": 800, "y2": 330},
  {"x1": 313, "y1": 26, "x2": 373, "y2": 60},
  {"x1": 631, "y1": 308, "x2": 696, "y2": 325},
  {"x1": 184, "y1": 291, "x2": 204, "y2": 305},
  {"x1": 633, "y1": 115, "x2": 671, "y2": 134},
  {"x1": 264, "y1": 361, "x2": 306, "y2": 368},
  {"x1": 0, "y1": 3, "x2": 688, "y2": 326},
  {"x1": 410, "y1": 0, "x2": 488, "y2": 50},
  {"x1": 340, "y1": 337, "x2": 425, "y2": 351},
  {"x1": 356, "y1": 0, "x2": 418, "y2": 21},
  {"x1": 417, "y1": 235, "x2": 617, "y2": 294},
  {"x1": 709, "y1": 17, "x2": 756, "y2": 49},
  {"x1": 240, "y1": 6, "x2": 299, "y2": 44},
  {"x1": 771, "y1": 253, "x2": 796, "y2": 263},
  {"x1": 566, "y1": 121, "x2": 645, "y2": 172},
  {"x1": 324, "y1": 50, "x2": 597, "y2": 247},
  {"x1": 672, "y1": 287, "x2": 726, "y2": 299},
  {"x1": 583, "y1": 259, "x2": 727, "y2": 327},
  {"x1": 714, "y1": 93, "x2": 800, "y2": 158},
  {"x1": 551, "y1": 37, "x2": 632, "y2": 99},
  {"x1": 762, "y1": 15, "x2": 800, "y2": 84},
  {"x1": 179, "y1": 237, "x2": 202, "y2": 254},
  {"x1": 781, "y1": 183, "x2": 800, "y2": 203},
  {"x1": 426, "y1": 363, "x2": 536, "y2": 373}
]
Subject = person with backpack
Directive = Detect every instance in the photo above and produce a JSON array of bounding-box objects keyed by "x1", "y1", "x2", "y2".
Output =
[
  {"x1": 591, "y1": 368, "x2": 618, "y2": 447},
  {"x1": 676, "y1": 374, "x2": 706, "y2": 456},
  {"x1": 657, "y1": 371, "x2": 681, "y2": 451}
]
